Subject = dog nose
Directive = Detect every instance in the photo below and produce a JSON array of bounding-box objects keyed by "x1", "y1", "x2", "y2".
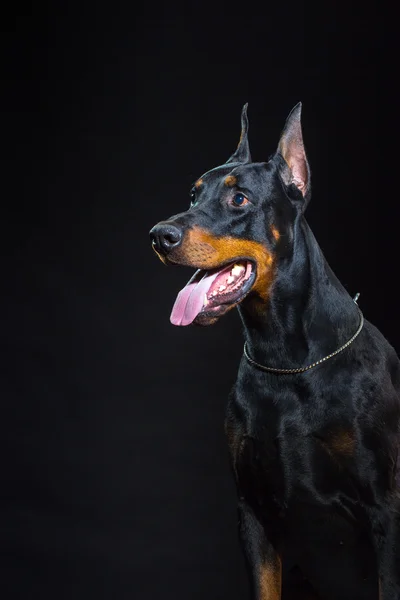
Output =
[{"x1": 149, "y1": 222, "x2": 183, "y2": 254}]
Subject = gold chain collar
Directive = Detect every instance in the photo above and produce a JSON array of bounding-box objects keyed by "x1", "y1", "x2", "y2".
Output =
[{"x1": 243, "y1": 294, "x2": 363, "y2": 375}]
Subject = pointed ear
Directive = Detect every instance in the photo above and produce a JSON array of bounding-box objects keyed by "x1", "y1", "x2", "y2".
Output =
[
  {"x1": 226, "y1": 103, "x2": 252, "y2": 164},
  {"x1": 277, "y1": 102, "x2": 310, "y2": 201}
]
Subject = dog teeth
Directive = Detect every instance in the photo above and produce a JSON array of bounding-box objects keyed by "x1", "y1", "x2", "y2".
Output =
[
  {"x1": 226, "y1": 275, "x2": 235, "y2": 284},
  {"x1": 218, "y1": 285, "x2": 226, "y2": 292},
  {"x1": 231, "y1": 264, "x2": 245, "y2": 277},
  {"x1": 204, "y1": 295, "x2": 209, "y2": 306}
]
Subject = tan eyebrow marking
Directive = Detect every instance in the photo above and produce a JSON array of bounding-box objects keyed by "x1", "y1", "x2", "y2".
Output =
[
  {"x1": 271, "y1": 225, "x2": 280, "y2": 241},
  {"x1": 224, "y1": 175, "x2": 237, "y2": 187},
  {"x1": 195, "y1": 178, "x2": 203, "y2": 189}
]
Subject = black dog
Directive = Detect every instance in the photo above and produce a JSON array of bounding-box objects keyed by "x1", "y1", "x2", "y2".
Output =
[{"x1": 150, "y1": 104, "x2": 400, "y2": 599}]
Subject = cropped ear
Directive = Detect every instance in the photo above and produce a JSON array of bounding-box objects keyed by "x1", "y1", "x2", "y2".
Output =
[
  {"x1": 226, "y1": 103, "x2": 252, "y2": 164},
  {"x1": 277, "y1": 102, "x2": 311, "y2": 203}
]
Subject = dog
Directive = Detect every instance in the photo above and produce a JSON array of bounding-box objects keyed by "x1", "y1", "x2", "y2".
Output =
[{"x1": 149, "y1": 104, "x2": 400, "y2": 599}]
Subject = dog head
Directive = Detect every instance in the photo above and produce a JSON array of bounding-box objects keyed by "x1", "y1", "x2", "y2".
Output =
[{"x1": 150, "y1": 103, "x2": 311, "y2": 326}]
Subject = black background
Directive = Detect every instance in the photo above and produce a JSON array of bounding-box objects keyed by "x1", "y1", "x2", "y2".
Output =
[{"x1": 1, "y1": 3, "x2": 399, "y2": 599}]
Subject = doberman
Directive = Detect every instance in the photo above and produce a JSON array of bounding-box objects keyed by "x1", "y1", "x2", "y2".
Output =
[{"x1": 149, "y1": 104, "x2": 400, "y2": 600}]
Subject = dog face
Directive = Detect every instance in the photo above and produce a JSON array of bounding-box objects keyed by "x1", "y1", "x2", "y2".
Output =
[{"x1": 150, "y1": 104, "x2": 310, "y2": 326}]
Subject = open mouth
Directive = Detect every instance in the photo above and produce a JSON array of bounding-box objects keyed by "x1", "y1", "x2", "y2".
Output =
[{"x1": 170, "y1": 260, "x2": 256, "y2": 326}]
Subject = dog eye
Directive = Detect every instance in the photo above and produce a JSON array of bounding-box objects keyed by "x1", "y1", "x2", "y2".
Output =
[
  {"x1": 189, "y1": 190, "x2": 198, "y2": 208},
  {"x1": 232, "y1": 193, "x2": 249, "y2": 207}
]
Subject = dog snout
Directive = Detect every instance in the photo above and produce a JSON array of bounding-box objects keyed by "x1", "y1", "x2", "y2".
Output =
[{"x1": 149, "y1": 222, "x2": 183, "y2": 255}]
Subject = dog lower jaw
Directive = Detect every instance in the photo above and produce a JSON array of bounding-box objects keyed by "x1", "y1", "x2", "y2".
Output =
[
  {"x1": 192, "y1": 267, "x2": 257, "y2": 326},
  {"x1": 169, "y1": 259, "x2": 257, "y2": 327},
  {"x1": 193, "y1": 304, "x2": 233, "y2": 326}
]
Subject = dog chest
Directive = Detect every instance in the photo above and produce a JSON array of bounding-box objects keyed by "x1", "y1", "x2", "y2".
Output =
[{"x1": 225, "y1": 385, "x2": 364, "y2": 512}]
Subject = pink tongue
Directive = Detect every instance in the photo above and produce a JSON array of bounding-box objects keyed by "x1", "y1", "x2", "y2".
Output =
[{"x1": 170, "y1": 271, "x2": 220, "y2": 326}]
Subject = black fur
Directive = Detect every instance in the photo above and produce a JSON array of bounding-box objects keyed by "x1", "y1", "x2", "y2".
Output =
[{"x1": 150, "y1": 104, "x2": 400, "y2": 600}]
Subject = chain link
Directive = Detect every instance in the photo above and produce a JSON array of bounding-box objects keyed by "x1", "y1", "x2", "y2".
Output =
[{"x1": 243, "y1": 307, "x2": 364, "y2": 375}]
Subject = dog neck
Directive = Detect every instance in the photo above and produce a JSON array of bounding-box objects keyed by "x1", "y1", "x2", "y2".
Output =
[{"x1": 238, "y1": 218, "x2": 360, "y2": 371}]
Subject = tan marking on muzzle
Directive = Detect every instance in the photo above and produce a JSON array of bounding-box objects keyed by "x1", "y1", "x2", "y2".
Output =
[{"x1": 173, "y1": 226, "x2": 275, "y2": 302}]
